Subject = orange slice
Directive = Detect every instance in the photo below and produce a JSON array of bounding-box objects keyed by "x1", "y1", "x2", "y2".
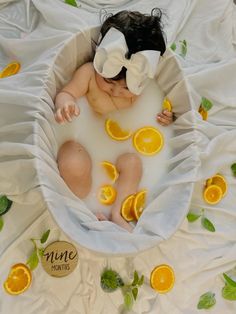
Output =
[
  {"x1": 133, "y1": 189, "x2": 147, "y2": 220},
  {"x1": 150, "y1": 264, "x2": 175, "y2": 293},
  {"x1": 133, "y1": 126, "x2": 164, "y2": 156},
  {"x1": 206, "y1": 174, "x2": 227, "y2": 197},
  {"x1": 162, "y1": 98, "x2": 172, "y2": 112},
  {"x1": 203, "y1": 184, "x2": 222, "y2": 204},
  {"x1": 3, "y1": 263, "x2": 32, "y2": 295},
  {"x1": 98, "y1": 184, "x2": 117, "y2": 205},
  {"x1": 198, "y1": 106, "x2": 208, "y2": 121},
  {"x1": 105, "y1": 119, "x2": 132, "y2": 141},
  {"x1": 0, "y1": 61, "x2": 21, "y2": 78},
  {"x1": 101, "y1": 161, "x2": 119, "y2": 183},
  {"x1": 120, "y1": 194, "x2": 135, "y2": 222}
]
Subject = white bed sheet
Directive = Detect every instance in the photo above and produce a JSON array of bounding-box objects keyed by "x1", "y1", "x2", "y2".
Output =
[{"x1": 0, "y1": 0, "x2": 236, "y2": 313}]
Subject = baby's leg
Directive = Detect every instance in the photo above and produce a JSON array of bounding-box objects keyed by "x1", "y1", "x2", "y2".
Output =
[
  {"x1": 110, "y1": 153, "x2": 142, "y2": 232},
  {"x1": 57, "y1": 140, "x2": 92, "y2": 199}
]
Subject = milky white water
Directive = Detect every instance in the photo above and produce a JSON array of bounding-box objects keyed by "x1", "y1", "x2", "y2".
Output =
[{"x1": 53, "y1": 80, "x2": 174, "y2": 216}]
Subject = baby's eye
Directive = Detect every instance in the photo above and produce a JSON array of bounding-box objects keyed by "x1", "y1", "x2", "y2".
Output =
[{"x1": 104, "y1": 78, "x2": 113, "y2": 84}]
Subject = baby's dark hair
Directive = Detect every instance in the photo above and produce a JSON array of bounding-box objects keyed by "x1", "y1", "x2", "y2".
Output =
[{"x1": 99, "y1": 9, "x2": 166, "y2": 81}]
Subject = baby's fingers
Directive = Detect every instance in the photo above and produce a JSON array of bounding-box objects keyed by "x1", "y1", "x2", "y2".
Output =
[
  {"x1": 55, "y1": 108, "x2": 65, "y2": 124},
  {"x1": 156, "y1": 110, "x2": 173, "y2": 126}
]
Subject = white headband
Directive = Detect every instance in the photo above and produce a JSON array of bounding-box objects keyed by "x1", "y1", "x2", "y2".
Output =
[{"x1": 93, "y1": 27, "x2": 161, "y2": 95}]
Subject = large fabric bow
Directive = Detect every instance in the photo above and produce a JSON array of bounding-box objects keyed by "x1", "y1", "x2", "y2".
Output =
[{"x1": 93, "y1": 27, "x2": 161, "y2": 95}]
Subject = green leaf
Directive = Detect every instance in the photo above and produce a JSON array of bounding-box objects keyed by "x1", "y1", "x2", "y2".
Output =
[
  {"x1": 223, "y1": 273, "x2": 236, "y2": 287},
  {"x1": 222, "y1": 283, "x2": 236, "y2": 300},
  {"x1": 170, "y1": 42, "x2": 176, "y2": 51},
  {"x1": 65, "y1": 0, "x2": 78, "y2": 7},
  {"x1": 138, "y1": 275, "x2": 144, "y2": 286},
  {"x1": 197, "y1": 292, "x2": 216, "y2": 309},
  {"x1": 231, "y1": 163, "x2": 236, "y2": 177},
  {"x1": 179, "y1": 40, "x2": 187, "y2": 58},
  {"x1": 132, "y1": 270, "x2": 139, "y2": 286},
  {"x1": 0, "y1": 195, "x2": 9, "y2": 215},
  {"x1": 38, "y1": 248, "x2": 45, "y2": 257},
  {"x1": 187, "y1": 212, "x2": 201, "y2": 222},
  {"x1": 0, "y1": 216, "x2": 4, "y2": 231},
  {"x1": 124, "y1": 292, "x2": 134, "y2": 311},
  {"x1": 40, "y1": 229, "x2": 50, "y2": 244},
  {"x1": 132, "y1": 287, "x2": 138, "y2": 301},
  {"x1": 201, "y1": 216, "x2": 215, "y2": 232},
  {"x1": 27, "y1": 249, "x2": 39, "y2": 271},
  {"x1": 101, "y1": 269, "x2": 124, "y2": 292},
  {"x1": 201, "y1": 97, "x2": 213, "y2": 111}
]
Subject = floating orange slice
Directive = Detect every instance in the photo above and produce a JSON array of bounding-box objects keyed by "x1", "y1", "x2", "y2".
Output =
[
  {"x1": 98, "y1": 184, "x2": 117, "y2": 205},
  {"x1": 133, "y1": 126, "x2": 164, "y2": 156},
  {"x1": 198, "y1": 106, "x2": 208, "y2": 121},
  {"x1": 105, "y1": 119, "x2": 132, "y2": 141},
  {"x1": 206, "y1": 174, "x2": 227, "y2": 197},
  {"x1": 101, "y1": 161, "x2": 119, "y2": 183},
  {"x1": 203, "y1": 184, "x2": 222, "y2": 204},
  {"x1": 120, "y1": 194, "x2": 135, "y2": 222},
  {"x1": 3, "y1": 263, "x2": 32, "y2": 295},
  {"x1": 162, "y1": 98, "x2": 172, "y2": 112},
  {"x1": 132, "y1": 189, "x2": 147, "y2": 220},
  {"x1": 0, "y1": 61, "x2": 21, "y2": 78},
  {"x1": 150, "y1": 264, "x2": 175, "y2": 293}
]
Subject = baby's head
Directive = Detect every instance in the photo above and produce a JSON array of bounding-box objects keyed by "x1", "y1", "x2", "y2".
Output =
[{"x1": 94, "y1": 10, "x2": 166, "y2": 98}]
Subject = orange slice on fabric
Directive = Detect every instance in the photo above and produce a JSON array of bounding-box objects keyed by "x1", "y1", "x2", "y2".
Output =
[
  {"x1": 198, "y1": 106, "x2": 208, "y2": 121},
  {"x1": 120, "y1": 194, "x2": 135, "y2": 222},
  {"x1": 206, "y1": 174, "x2": 227, "y2": 197},
  {"x1": 3, "y1": 263, "x2": 32, "y2": 295},
  {"x1": 132, "y1": 189, "x2": 147, "y2": 220},
  {"x1": 105, "y1": 119, "x2": 132, "y2": 141},
  {"x1": 101, "y1": 161, "x2": 119, "y2": 183},
  {"x1": 150, "y1": 264, "x2": 175, "y2": 293},
  {"x1": 203, "y1": 184, "x2": 223, "y2": 204},
  {"x1": 0, "y1": 61, "x2": 21, "y2": 78},
  {"x1": 133, "y1": 126, "x2": 164, "y2": 156},
  {"x1": 162, "y1": 98, "x2": 172, "y2": 112},
  {"x1": 98, "y1": 184, "x2": 117, "y2": 205}
]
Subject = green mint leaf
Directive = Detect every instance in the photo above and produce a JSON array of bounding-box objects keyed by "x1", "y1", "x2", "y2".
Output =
[
  {"x1": 0, "y1": 195, "x2": 10, "y2": 215},
  {"x1": 222, "y1": 283, "x2": 236, "y2": 300},
  {"x1": 187, "y1": 212, "x2": 201, "y2": 222},
  {"x1": 40, "y1": 229, "x2": 50, "y2": 244},
  {"x1": 170, "y1": 43, "x2": 176, "y2": 51},
  {"x1": 201, "y1": 216, "x2": 215, "y2": 232},
  {"x1": 27, "y1": 249, "x2": 39, "y2": 271},
  {"x1": 201, "y1": 97, "x2": 213, "y2": 111},
  {"x1": 231, "y1": 163, "x2": 236, "y2": 177},
  {"x1": 124, "y1": 292, "x2": 134, "y2": 311},
  {"x1": 138, "y1": 275, "x2": 144, "y2": 286},
  {"x1": 0, "y1": 216, "x2": 4, "y2": 231},
  {"x1": 38, "y1": 248, "x2": 45, "y2": 257},
  {"x1": 101, "y1": 269, "x2": 124, "y2": 292},
  {"x1": 132, "y1": 270, "x2": 139, "y2": 286},
  {"x1": 223, "y1": 273, "x2": 236, "y2": 287},
  {"x1": 197, "y1": 292, "x2": 216, "y2": 309},
  {"x1": 65, "y1": 0, "x2": 78, "y2": 7},
  {"x1": 132, "y1": 287, "x2": 138, "y2": 301},
  {"x1": 179, "y1": 40, "x2": 187, "y2": 58}
]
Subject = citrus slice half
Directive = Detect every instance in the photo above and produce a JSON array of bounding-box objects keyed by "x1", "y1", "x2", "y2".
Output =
[
  {"x1": 121, "y1": 194, "x2": 135, "y2": 222},
  {"x1": 133, "y1": 189, "x2": 147, "y2": 220},
  {"x1": 4, "y1": 263, "x2": 32, "y2": 295},
  {"x1": 203, "y1": 184, "x2": 223, "y2": 204},
  {"x1": 98, "y1": 184, "x2": 117, "y2": 205},
  {"x1": 162, "y1": 98, "x2": 172, "y2": 112},
  {"x1": 101, "y1": 161, "x2": 119, "y2": 183},
  {"x1": 198, "y1": 106, "x2": 208, "y2": 121},
  {"x1": 206, "y1": 174, "x2": 227, "y2": 197},
  {"x1": 0, "y1": 61, "x2": 21, "y2": 78},
  {"x1": 150, "y1": 264, "x2": 175, "y2": 293},
  {"x1": 105, "y1": 119, "x2": 132, "y2": 141},
  {"x1": 133, "y1": 126, "x2": 164, "y2": 156}
]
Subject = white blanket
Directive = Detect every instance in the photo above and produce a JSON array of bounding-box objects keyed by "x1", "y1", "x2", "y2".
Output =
[{"x1": 1, "y1": 0, "x2": 236, "y2": 313}]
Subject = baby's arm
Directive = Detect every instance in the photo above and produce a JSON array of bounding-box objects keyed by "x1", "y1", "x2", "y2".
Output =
[
  {"x1": 156, "y1": 110, "x2": 174, "y2": 126},
  {"x1": 54, "y1": 63, "x2": 93, "y2": 123}
]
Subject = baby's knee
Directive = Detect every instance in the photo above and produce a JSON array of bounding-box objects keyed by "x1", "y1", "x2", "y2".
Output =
[{"x1": 116, "y1": 153, "x2": 142, "y2": 173}]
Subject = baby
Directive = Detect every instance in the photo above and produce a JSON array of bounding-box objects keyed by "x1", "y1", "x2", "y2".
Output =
[{"x1": 54, "y1": 10, "x2": 174, "y2": 232}]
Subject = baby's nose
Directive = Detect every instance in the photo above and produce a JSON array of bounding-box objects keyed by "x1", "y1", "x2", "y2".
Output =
[{"x1": 111, "y1": 86, "x2": 121, "y2": 97}]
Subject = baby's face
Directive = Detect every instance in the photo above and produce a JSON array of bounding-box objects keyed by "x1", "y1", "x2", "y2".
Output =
[{"x1": 96, "y1": 74, "x2": 135, "y2": 98}]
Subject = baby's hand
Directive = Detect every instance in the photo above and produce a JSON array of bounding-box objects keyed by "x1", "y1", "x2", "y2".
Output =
[
  {"x1": 54, "y1": 101, "x2": 80, "y2": 123},
  {"x1": 156, "y1": 110, "x2": 174, "y2": 126}
]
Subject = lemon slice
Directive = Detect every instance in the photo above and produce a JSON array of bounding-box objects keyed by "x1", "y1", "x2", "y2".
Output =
[
  {"x1": 120, "y1": 194, "x2": 135, "y2": 222},
  {"x1": 206, "y1": 174, "x2": 227, "y2": 197},
  {"x1": 198, "y1": 106, "x2": 208, "y2": 121},
  {"x1": 98, "y1": 184, "x2": 117, "y2": 205},
  {"x1": 150, "y1": 264, "x2": 175, "y2": 294},
  {"x1": 133, "y1": 126, "x2": 164, "y2": 156},
  {"x1": 0, "y1": 61, "x2": 21, "y2": 78},
  {"x1": 4, "y1": 263, "x2": 32, "y2": 295},
  {"x1": 162, "y1": 98, "x2": 172, "y2": 112},
  {"x1": 101, "y1": 161, "x2": 119, "y2": 183},
  {"x1": 133, "y1": 189, "x2": 147, "y2": 220},
  {"x1": 203, "y1": 184, "x2": 223, "y2": 204},
  {"x1": 105, "y1": 119, "x2": 132, "y2": 141}
]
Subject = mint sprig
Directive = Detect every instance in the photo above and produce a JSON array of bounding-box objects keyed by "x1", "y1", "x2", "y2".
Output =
[
  {"x1": 231, "y1": 163, "x2": 236, "y2": 177},
  {"x1": 0, "y1": 195, "x2": 12, "y2": 216},
  {"x1": 170, "y1": 40, "x2": 188, "y2": 58},
  {"x1": 65, "y1": 0, "x2": 79, "y2": 7},
  {"x1": 222, "y1": 273, "x2": 236, "y2": 300},
  {"x1": 201, "y1": 97, "x2": 213, "y2": 112},
  {"x1": 187, "y1": 209, "x2": 215, "y2": 232},
  {"x1": 197, "y1": 292, "x2": 216, "y2": 309},
  {"x1": 0, "y1": 216, "x2": 4, "y2": 231}
]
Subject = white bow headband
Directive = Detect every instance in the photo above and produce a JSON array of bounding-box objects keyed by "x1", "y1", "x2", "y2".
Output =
[{"x1": 93, "y1": 27, "x2": 161, "y2": 95}]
